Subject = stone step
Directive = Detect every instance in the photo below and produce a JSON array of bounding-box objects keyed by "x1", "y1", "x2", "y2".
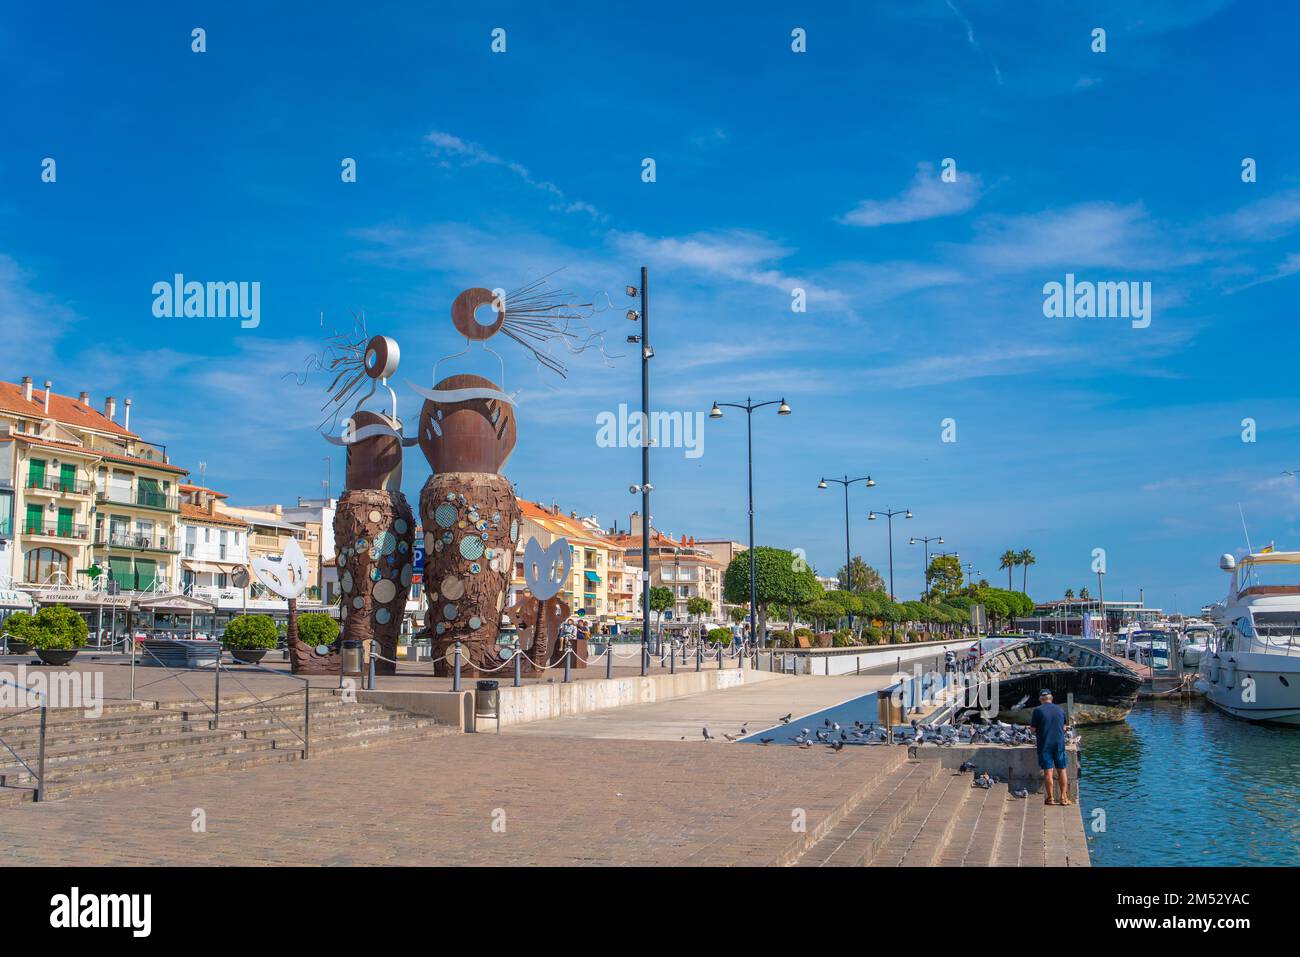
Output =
[
  {"x1": 935, "y1": 778, "x2": 1008, "y2": 866},
  {"x1": 0, "y1": 736, "x2": 281, "y2": 786},
  {"x1": 0, "y1": 722, "x2": 455, "y2": 803},
  {"x1": 2, "y1": 726, "x2": 248, "y2": 766},
  {"x1": 868, "y1": 770, "x2": 974, "y2": 866},
  {"x1": 792, "y1": 759, "x2": 941, "y2": 867}
]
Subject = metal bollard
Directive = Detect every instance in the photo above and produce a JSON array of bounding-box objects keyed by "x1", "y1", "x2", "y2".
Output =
[
  {"x1": 564, "y1": 646, "x2": 572, "y2": 683},
  {"x1": 367, "y1": 648, "x2": 377, "y2": 690},
  {"x1": 213, "y1": 647, "x2": 222, "y2": 727},
  {"x1": 452, "y1": 641, "x2": 462, "y2": 692},
  {"x1": 696, "y1": 642, "x2": 702, "y2": 672},
  {"x1": 681, "y1": 641, "x2": 688, "y2": 665},
  {"x1": 36, "y1": 704, "x2": 47, "y2": 802},
  {"x1": 514, "y1": 646, "x2": 522, "y2": 687},
  {"x1": 670, "y1": 642, "x2": 676, "y2": 674},
  {"x1": 717, "y1": 646, "x2": 723, "y2": 669},
  {"x1": 605, "y1": 642, "x2": 613, "y2": 680}
]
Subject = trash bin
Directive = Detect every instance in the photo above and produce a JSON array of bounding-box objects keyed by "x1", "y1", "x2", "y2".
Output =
[
  {"x1": 341, "y1": 639, "x2": 364, "y2": 676},
  {"x1": 475, "y1": 679, "x2": 501, "y2": 733}
]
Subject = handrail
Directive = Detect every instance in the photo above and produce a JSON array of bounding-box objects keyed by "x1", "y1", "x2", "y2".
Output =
[
  {"x1": 213, "y1": 657, "x2": 311, "y2": 758},
  {"x1": 129, "y1": 641, "x2": 219, "y2": 716},
  {"x1": 0, "y1": 676, "x2": 47, "y2": 801}
]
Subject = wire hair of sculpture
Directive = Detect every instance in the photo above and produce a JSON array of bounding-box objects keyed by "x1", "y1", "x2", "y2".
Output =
[
  {"x1": 431, "y1": 271, "x2": 619, "y2": 394},
  {"x1": 309, "y1": 312, "x2": 406, "y2": 439}
]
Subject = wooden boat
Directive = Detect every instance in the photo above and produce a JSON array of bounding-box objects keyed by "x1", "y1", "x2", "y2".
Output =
[{"x1": 957, "y1": 636, "x2": 1141, "y2": 725}]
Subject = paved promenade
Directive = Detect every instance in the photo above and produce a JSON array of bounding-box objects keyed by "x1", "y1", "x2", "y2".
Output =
[{"x1": 0, "y1": 673, "x2": 1087, "y2": 866}]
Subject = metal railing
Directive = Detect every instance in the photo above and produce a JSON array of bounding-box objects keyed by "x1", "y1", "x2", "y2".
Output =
[
  {"x1": 26, "y1": 476, "x2": 92, "y2": 495},
  {"x1": 23, "y1": 521, "x2": 89, "y2": 540},
  {"x1": 95, "y1": 531, "x2": 176, "y2": 551},
  {"x1": 95, "y1": 488, "x2": 179, "y2": 511},
  {"x1": 0, "y1": 675, "x2": 47, "y2": 801}
]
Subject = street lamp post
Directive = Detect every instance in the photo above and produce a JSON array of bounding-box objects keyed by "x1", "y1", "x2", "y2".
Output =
[
  {"x1": 909, "y1": 534, "x2": 944, "y2": 597},
  {"x1": 626, "y1": 269, "x2": 653, "y2": 675},
  {"x1": 710, "y1": 397, "x2": 791, "y2": 658},
  {"x1": 868, "y1": 507, "x2": 911, "y2": 642},
  {"x1": 817, "y1": 475, "x2": 875, "y2": 590}
]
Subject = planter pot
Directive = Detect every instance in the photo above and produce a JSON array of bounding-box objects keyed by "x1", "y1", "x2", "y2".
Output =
[
  {"x1": 35, "y1": 648, "x2": 78, "y2": 666},
  {"x1": 6, "y1": 640, "x2": 32, "y2": 655},
  {"x1": 230, "y1": 648, "x2": 269, "y2": 665}
]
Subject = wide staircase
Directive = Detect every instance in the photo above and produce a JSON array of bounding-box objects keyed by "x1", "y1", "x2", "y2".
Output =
[
  {"x1": 790, "y1": 756, "x2": 1090, "y2": 867},
  {"x1": 0, "y1": 690, "x2": 455, "y2": 804}
]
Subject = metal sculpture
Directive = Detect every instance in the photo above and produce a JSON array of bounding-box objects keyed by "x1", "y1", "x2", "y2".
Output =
[
  {"x1": 319, "y1": 330, "x2": 418, "y2": 676},
  {"x1": 412, "y1": 281, "x2": 599, "y2": 676},
  {"x1": 249, "y1": 537, "x2": 313, "y2": 668},
  {"x1": 504, "y1": 537, "x2": 572, "y2": 675}
]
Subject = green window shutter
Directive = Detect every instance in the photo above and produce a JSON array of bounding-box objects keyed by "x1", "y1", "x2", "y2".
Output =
[
  {"x1": 135, "y1": 559, "x2": 157, "y2": 591},
  {"x1": 27, "y1": 459, "x2": 46, "y2": 489},
  {"x1": 109, "y1": 557, "x2": 133, "y2": 589},
  {"x1": 25, "y1": 503, "x2": 43, "y2": 535},
  {"x1": 57, "y1": 507, "x2": 73, "y2": 537},
  {"x1": 59, "y1": 463, "x2": 76, "y2": 492},
  {"x1": 138, "y1": 477, "x2": 161, "y2": 508}
]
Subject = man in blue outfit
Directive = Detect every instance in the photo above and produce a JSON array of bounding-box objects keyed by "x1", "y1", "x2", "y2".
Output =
[{"x1": 1029, "y1": 688, "x2": 1070, "y2": 806}]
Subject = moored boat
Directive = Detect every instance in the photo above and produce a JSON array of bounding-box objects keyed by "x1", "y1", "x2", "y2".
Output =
[{"x1": 956, "y1": 635, "x2": 1141, "y2": 725}]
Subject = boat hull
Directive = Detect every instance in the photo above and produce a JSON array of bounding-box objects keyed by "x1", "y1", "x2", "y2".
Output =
[
  {"x1": 958, "y1": 637, "x2": 1142, "y2": 726},
  {"x1": 1199, "y1": 651, "x2": 1300, "y2": 725}
]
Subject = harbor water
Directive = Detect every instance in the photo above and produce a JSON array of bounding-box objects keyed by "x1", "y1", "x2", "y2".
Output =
[{"x1": 1078, "y1": 698, "x2": 1300, "y2": 866}]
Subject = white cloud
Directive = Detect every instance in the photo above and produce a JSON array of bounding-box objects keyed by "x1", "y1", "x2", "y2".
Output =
[{"x1": 839, "y1": 162, "x2": 984, "y2": 227}]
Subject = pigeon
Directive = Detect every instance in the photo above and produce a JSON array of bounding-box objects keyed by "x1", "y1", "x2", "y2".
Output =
[
  {"x1": 958, "y1": 761, "x2": 977, "y2": 773},
  {"x1": 830, "y1": 739, "x2": 844, "y2": 751},
  {"x1": 779, "y1": 713, "x2": 792, "y2": 724},
  {"x1": 973, "y1": 773, "x2": 994, "y2": 789},
  {"x1": 702, "y1": 727, "x2": 714, "y2": 741},
  {"x1": 799, "y1": 739, "x2": 813, "y2": 749},
  {"x1": 759, "y1": 737, "x2": 775, "y2": 745},
  {"x1": 723, "y1": 733, "x2": 737, "y2": 742},
  {"x1": 1012, "y1": 788, "x2": 1029, "y2": 799}
]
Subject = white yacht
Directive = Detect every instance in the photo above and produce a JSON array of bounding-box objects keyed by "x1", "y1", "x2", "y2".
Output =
[
  {"x1": 1180, "y1": 622, "x2": 1215, "y2": 668},
  {"x1": 1199, "y1": 551, "x2": 1300, "y2": 725},
  {"x1": 1124, "y1": 629, "x2": 1173, "y2": 671}
]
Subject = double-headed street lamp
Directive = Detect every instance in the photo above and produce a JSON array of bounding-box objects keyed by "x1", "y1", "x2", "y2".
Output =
[
  {"x1": 817, "y1": 475, "x2": 875, "y2": 590},
  {"x1": 909, "y1": 534, "x2": 944, "y2": 596},
  {"x1": 710, "y1": 397, "x2": 791, "y2": 654},
  {"x1": 869, "y1": 507, "x2": 911, "y2": 641}
]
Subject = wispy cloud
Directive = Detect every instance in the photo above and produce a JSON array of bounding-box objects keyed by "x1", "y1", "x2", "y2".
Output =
[
  {"x1": 423, "y1": 130, "x2": 604, "y2": 221},
  {"x1": 944, "y1": 0, "x2": 1003, "y2": 85},
  {"x1": 839, "y1": 162, "x2": 984, "y2": 228}
]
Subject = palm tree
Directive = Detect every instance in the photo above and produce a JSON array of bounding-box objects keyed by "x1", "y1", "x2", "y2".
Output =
[
  {"x1": 999, "y1": 550, "x2": 1018, "y2": 590},
  {"x1": 1064, "y1": 587, "x2": 1075, "y2": 599},
  {"x1": 1018, "y1": 549, "x2": 1036, "y2": 593}
]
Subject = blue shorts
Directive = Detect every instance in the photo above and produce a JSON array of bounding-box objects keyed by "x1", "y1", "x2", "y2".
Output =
[{"x1": 1038, "y1": 748, "x2": 1067, "y2": 770}]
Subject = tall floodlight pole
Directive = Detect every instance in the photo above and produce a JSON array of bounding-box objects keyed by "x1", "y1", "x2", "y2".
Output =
[
  {"x1": 710, "y1": 398, "x2": 791, "y2": 658},
  {"x1": 868, "y1": 507, "x2": 912, "y2": 642},
  {"x1": 626, "y1": 270, "x2": 653, "y2": 675},
  {"x1": 817, "y1": 475, "x2": 875, "y2": 590}
]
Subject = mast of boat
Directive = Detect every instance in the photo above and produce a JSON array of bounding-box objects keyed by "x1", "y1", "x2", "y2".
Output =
[{"x1": 1097, "y1": 569, "x2": 1107, "y2": 654}]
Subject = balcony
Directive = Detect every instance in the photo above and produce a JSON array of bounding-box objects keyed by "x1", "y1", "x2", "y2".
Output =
[
  {"x1": 95, "y1": 531, "x2": 178, "y2": 553},
  {"x1": 95, "y1": 487, "x2": 180, "y2": 512},
  {"x1": 26, "y1": 476, "x2": 92, "y2": 496},
  {"x1": 24, "y1": 521, "x2": 90, "y2": 541}
]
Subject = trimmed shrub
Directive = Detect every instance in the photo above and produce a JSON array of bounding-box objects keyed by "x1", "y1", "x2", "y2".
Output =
[
  {"x1": 769, "y1": 629, "x2": 794, "y2": 648},
  {"x1": 298, "y1": 613, "x2": 340, "y2": 648},
  {"x1": 708, "y1": 627, "x2": 732, "y2": 645},
  {"x1": 21, "y1": 606, "x2": 88, "y2": 651},
  {"x1": 832, "y1": 628, "x2": 855, "y2": 647},
  {"x1": 223, "y1": 614, "x2": 279, "y2": 650}
]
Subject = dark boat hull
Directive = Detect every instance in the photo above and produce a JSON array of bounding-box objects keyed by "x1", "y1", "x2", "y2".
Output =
[{"x1": 959, "y1": 637, "x2": 1141, "y2": 725}]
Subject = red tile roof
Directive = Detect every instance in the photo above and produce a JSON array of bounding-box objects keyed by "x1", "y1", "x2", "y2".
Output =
[
  {"x1": 11, "y1": 433, "x2": 188, "y2": 474},
  {"x1": 0, "y1": 381, "x2": 135, "y2": 437},
  {"x1": 180, "y1": 503, "x2": 249, "y2": 528}
]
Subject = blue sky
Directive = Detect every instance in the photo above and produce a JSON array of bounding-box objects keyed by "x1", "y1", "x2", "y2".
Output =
[{"x1": 3, "y1": 0, "x2": 1300, "y2": 612}]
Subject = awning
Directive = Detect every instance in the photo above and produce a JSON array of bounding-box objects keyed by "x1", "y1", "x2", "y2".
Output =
[
  {"x1": 183, "y1": 561, "x2": 219, "y2": 573},
  {"x1": 584, "y1": 571, "x2": 601, "y2": 582},
  {"x1": 0, "y1": 589, "x2": 34, "y2": 609}
]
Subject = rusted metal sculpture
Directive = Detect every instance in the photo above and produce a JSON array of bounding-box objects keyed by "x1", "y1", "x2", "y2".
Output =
[
  {"x1": 411, "y1": 282, "x2": 600, "y2": 676},
  {"x1": 504, "y1": 537, "x2": 572, "y2": 675},
  {"x1": 316, "y1": 331, "x2": 417, "y2": 676}
]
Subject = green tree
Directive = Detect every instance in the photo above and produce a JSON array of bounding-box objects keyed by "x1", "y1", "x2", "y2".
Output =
[
  {"x1": 649, "y1": 586, "x2": 674, "y2": 638},
  {"x1": 686, "y1": 596, "x2": 713, "y2": 620},
  {"x1": 925, "y1": 554, "x2": 963, "y2": 599},
  {"x1": 10, "y1": 605, "x2": 88, "y2": 651},
  {"x1": 1018, "y1": 548, "x2": 1036, "y2": 592},
  {"x1": 727, "y1": 605, "x2": 747, "y2": 624},
  {"x1": 1079, "y1": 586, "x2": 1090, "y2": 599},
  {"x1": 999, "y1": 550, "x2": 1018, "y2": 590},
  {"x1": 723, "y1": 547, "x2": 822, "y2": 640},
  {"x1": 1064, "y1": 587, "x2": 1075, "y2": 599},
  {"x1": 835, "y1": 555, "x2": 885, "y2": 593}
]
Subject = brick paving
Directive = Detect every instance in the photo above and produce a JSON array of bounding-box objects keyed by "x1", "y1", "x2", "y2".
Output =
[{"x1": 0, "y1": 733, "x2": 912, "y2": 866}]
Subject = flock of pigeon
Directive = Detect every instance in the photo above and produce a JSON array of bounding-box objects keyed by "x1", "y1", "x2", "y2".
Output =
[{"x1": 694, "y1": 715, "x2": 1081, "y2": 753}]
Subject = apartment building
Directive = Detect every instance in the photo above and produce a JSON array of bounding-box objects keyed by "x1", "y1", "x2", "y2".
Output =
[
  {"x1": 513, "y1": 501, "x2": 616, "y2": 621},
  {"x1": 0, "y1": 378, "x2": 186, "y2": 593},
  {"x1": 220, "y1": 503, "x2": 321, "y2": 600},
  {"x1": 606, "y1": 514, "x2": 725, "y2": 625},
  {"x1": 178, "y1": 484, "x2": 250, "y2": 597}
]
